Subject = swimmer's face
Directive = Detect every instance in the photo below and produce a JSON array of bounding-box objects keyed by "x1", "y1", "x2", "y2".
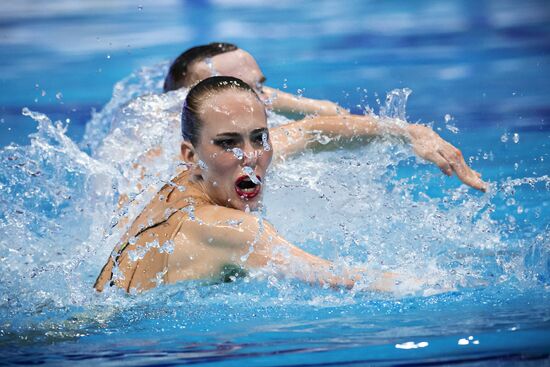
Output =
[
  {"x1": 189, "y1": 88, "x2": 272, "y2": 211},
  {"x1": 188, "y1": 50, "x2": 267, "y2": 97}
]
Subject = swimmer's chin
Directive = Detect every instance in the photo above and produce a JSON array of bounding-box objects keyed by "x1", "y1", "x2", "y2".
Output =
[{"x1": 230, "y1": 197, "x2": 263, "y2": 212}]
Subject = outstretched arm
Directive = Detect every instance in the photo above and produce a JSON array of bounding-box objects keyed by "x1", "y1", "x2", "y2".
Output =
[
  {"x1": 270, "y1": 115, "x2": 487, "y2": 191},
  {"x1": 263, "y1": 86, "x2": 349, "y2": 117}
]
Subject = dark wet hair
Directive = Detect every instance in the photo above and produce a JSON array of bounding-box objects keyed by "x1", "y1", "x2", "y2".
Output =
[
  {"x1": 182, "y1": 76, "x2": 261, "y2": 146},
  {"x1": 163, "y1": 42, "x2": 238, "y2": 92}
]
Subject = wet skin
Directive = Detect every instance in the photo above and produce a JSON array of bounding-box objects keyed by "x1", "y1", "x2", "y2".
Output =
[
  {"x1": 96, "y1": 87, "x2": 484, "y2": 293},
  {"x1": 186, "y1": 49, "x2": 346, "y2": 116},
  {"x1": 181, "y1": 89, "x2": 273, "y2": 211}
]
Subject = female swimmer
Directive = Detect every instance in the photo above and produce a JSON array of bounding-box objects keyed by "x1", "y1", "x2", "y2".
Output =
[{"x1": 95, "y1": 76, "x2": 486, "y2": 293}]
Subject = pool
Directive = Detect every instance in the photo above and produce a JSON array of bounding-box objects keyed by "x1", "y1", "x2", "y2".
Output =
[{"x1": 1, "y1": 0, "x2": 549, "y2": 365}]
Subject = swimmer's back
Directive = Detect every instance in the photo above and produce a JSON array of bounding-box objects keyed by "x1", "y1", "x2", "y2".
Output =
[{"x1": 94, "y1": 170, "x2": 212, "y2": 292}]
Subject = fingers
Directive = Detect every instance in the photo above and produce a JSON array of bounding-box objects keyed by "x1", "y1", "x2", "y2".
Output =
[
  {"x1": 423, "y1": 150, "x2": 453, "y2": 176},
  {"x1": 439, "y1": 146, "x2": 488, "y2": 192}
]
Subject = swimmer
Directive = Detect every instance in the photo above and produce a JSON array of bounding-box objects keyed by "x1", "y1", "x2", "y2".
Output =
[
  {"x1": 95, "y1": 76, "x2": 486, "y2": 293},
  {"x1": 101, "y1": 41, "x2": 347, "y2": 209},
  {"x1": 113, "y1": 42, "x2": 485, "y2": 199},
  {"x1": 163, "y1": 42, "x2": 347, "y2": 117}
]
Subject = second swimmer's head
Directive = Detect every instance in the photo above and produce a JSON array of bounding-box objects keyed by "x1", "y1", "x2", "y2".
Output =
[{"x1": 164, "y1": 42, "x2": 266, "y2": 95}]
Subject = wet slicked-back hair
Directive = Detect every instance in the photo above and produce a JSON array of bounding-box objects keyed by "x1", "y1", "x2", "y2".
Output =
[
  {"x1": 164, "y1": 42, "x2": 238, "y2": 92},
  {"x1": 182, "y1": 76, "x2": 261, "y2": 146}
]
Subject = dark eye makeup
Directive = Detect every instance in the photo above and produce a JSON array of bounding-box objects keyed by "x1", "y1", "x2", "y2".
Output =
[
  {"x1": 213, "y1": 137, "x2": 240, "y2": 149},
  {"x1": 250, "y1": 129, "x2": 269, "y2": 146},
  {"x1": 212, "y1": 128, "x2": 269, "y2": 150}
]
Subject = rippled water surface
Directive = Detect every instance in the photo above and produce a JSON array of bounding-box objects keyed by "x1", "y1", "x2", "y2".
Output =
[{"x1": 1, "y1": 0, "x2": 549, "y2": 366}]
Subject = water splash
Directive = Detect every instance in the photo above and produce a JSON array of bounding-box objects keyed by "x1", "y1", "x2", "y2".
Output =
[
  {"x1": 81, "y1": 62, "x2": 169, "y2": 154},
  {"x1": 0, "y1": 67, "x2": 548, "y2": 346},
  {"x1": 379, "y1": 88, "x2": 412, "y2": 121},
  {"x1": 243, "y1": 166, "x2": 261, "y2": 184},
  {"x1": 0, "y1": 107, "x2": 118, "y2": 333}
]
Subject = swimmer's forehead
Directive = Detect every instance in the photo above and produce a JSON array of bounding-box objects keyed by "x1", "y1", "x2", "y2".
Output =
[
  {"x1": 198, "y1": 89, "x2": 267, "y2": 130},
  {"x1": 190, "y1": 49, "x2": 266, "y2": 86}
]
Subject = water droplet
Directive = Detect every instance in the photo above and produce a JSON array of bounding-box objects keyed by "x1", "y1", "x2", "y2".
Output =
[
  {"x1": 231, "y1": 148, "x2": 244, "y2": 160},
  {"x1": 198, "y1": 160, "x2": 208, "y2": 170},
  {"x1": 159, "y1": 240, "x2": 174, "y2": 254},
  {"x1": 55, "y1": 92, "x2": 63, "y2": 100},
  {"x1": 513, "y1": 133, "x2": 519, "y2": 144},
  {"x1": 164, "y1": 208, "x2": 175, "y2": 219},
  {"x1": 262, "y1": 132, "x2": 271, "y2": 151},
  {"x1": 204, "y1": 57, "x2": 218, "y2": 76},
  {"x1": 446, "y1": 124, "x2": 459, "y2": 134},
  {"x1": 226, "y1": 219, "x2": 243, "y2": 227},
  {"x1": 242, "y1": 166, "x2": 260, "y2": 184},
  {"x1": 138, "y1": 5, "x2": 143, "y2": 10},
  {"x1": 500, "y1": 133, "x2": 509, "y2": 143},
  {"x1": 106, "y1": 54, "x2": 111, "y2": 60}
]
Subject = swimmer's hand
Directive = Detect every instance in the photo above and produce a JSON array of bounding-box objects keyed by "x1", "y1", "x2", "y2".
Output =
[{"x1": 406, "y1": 124, "x2": 487, "y2": 192}]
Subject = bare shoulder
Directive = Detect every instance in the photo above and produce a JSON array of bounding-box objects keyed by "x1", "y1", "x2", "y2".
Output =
[{"x1": 189, "y1": 204, "x2": 274, "y2": 248}]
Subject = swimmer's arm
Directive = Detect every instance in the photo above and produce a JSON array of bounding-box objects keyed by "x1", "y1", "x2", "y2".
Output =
[
  {"x1": 271, "y1": 115, "x2": 381, "y2": 157},
  {"x1": 271, "y1": 115, "x2": 487, "y2": 191},
  {"x1": 263, "y1": 86, "x2": 349, "y2": 117},
  {"x1": 195, "y1": 206, "x2": 365, "y2": 289}
]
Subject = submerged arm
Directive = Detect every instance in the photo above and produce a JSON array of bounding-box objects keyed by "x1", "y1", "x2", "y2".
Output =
[
  {"x1": 195, "y1": 205, "x2": 396, "y2": 291},
  {"x1": 271, "y1": 115, "x2": 487, "y2": 191}
]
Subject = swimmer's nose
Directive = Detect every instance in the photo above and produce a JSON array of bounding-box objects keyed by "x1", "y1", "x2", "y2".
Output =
[{"x1": 241, "y1": 141, "x2": 260, "y2": 167}]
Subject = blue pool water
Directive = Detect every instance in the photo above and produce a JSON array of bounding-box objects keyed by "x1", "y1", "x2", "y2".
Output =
[{"x1": 1, "y1": 0, "x2": 549, "y2": 366}]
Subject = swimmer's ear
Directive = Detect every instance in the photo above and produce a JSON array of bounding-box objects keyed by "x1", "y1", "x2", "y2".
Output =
[{"x1": 181, "y1": 141, "x2": 197, "y2": 165}]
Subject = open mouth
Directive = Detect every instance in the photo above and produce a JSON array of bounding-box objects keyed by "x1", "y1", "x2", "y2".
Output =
[{"x1": 235, "y1": 175, "x2": 261, "y2": 199}]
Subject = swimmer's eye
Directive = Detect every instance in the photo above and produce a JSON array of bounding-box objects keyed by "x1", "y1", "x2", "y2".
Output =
[
  {"x1": 251, "y1": 130, "x2": 269, "y2": 147},
  {"x1": 213, "y1": 138, "x2": 238, "y2": 149}
]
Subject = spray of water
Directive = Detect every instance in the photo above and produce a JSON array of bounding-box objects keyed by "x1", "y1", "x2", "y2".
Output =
[{"x1": 0, "y1": 69, "x2": 548, "y2": 344}]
